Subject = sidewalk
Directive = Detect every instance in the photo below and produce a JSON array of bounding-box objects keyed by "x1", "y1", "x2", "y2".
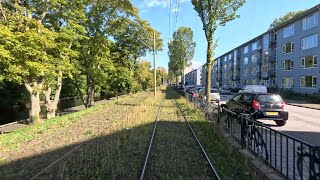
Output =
[{"x1": 285, "y1": 99, "x2": 320, "y2": 110}]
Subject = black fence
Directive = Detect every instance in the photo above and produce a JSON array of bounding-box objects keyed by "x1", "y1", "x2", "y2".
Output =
[{"x1": 174, "y1": 88, "x2": 319, "y2": 180}]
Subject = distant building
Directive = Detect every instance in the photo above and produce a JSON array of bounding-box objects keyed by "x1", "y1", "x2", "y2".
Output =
[{"x1": 185, "y1": 68, "x2": 201, "y2": 86}]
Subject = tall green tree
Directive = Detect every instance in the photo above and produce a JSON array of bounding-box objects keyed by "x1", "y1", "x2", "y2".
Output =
[
  {"x1": 192, "y1": 0, "x2": 245, "y2": 102},
  {"x1": 269, "y1": 10, "x2": 305, "y2": 29},
  {"x1": 168, "y1": 27, "x2": 196, "y2": 88}
]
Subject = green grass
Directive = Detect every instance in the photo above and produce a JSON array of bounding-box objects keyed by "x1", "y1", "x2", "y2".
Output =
[{"x1": 0, "y1": 94, "x2": 133, "y2": 152}]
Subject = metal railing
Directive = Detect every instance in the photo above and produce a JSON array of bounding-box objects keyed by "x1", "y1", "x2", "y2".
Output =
[{"x1": 173, "y1": 87, "x2": 319, "y2": 180}]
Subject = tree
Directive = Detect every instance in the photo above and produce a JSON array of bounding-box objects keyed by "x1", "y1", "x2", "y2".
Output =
[
  {"x1": 269, "y1": 10, "x2": 305, "y2": 29},
  {"x1": 192, "y1": 0, "x2": 245, "y2": 102},
  {"x1": 168, "y1": 27, "x2": 196, "y2": 88}
]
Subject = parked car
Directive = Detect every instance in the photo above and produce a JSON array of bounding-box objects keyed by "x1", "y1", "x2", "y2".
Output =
[
  {"x1": 199, "y1": 88, "x2": 220, "y2": 102},
  {"x1": 219, "y1": 86, "x2": 231, "y2": 95},
  {"x1": 238, "y1": 85, "x2": 267, "y2": 93},
  {"x1": 192, "y1": 87, "x2": 204, "y2": 97},
  {"x1": 224, "y1": 92, "x2": 288, "y2": 126}
]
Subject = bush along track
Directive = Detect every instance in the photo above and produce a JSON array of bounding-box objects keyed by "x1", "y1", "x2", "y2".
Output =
[{"x1": 0, "y1": 90, "x2": 164, "y2": 179}]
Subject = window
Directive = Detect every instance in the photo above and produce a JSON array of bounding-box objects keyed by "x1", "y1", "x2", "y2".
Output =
[
  {"x1": 224, "y1": 64, "x2": 227, "y2": 70},
  {"x1": 252, "y1": 79, "x2": 257, "y2": 85},
  {"x1": 301, "y1": 34, "x2": 318, "y2": 50},
  {"x1": 244, "y1": 46, "x2": 248, "y2": 54},
  {"x1": 252, "y1": 42, "x2": 257, "y2": 51},
  {"x1": 282, "y1": 60, "x2": 294, "y2": 71},
  {"x1": 283, "y1": 24, "x2": 294, "y2": 38},
  {"x1": 243, "y1": 57, "x2": 248, "y2": 65},
  {"x1": 282, "y1": 42, "x2": 294, "y2": 54},
  {"x1": 262, "y1": 80, "x2": 269, "y2": 86},
  {"x1": 243, "y1": 93, "x2": 255, "y2": 102},
  {"x1": 251, "y1": 67, "x2": 257, "y2": 75},
  {"x1": 229, "y1": 54, "x2": 232, "y2": 60},
  {"x1": 274, "y1": 33, "x2": 277, "y2": 42},
  {"x1": 243, "y1": 68, "x2": 248, "y2": 76},
  {"x1": 251, "y1": 54, "x2": 258, "y2": 63},
  {"x1": 224, "y1": 72, "x2": 227, "y2": 78},
  {"x1": 274, "y1": 48, "x2": 277, "y2": 60},
  {"x1": 224, "y1": 56, "x2": 227, "y2": 62},
  {"x1": 282, "y1": 77, "x2": 293, "y2": 88},
  {"x1": 228, "y1": 71, "x2": 232, "y2": 78},
  {"x1": 302, "y1": 12, "x2": 318, "y2": 30},
  {"x1": 272, "y1": 78, "x2": 276, "y2": 85},
  {"x1": 300, "y1": 76, "x2": 317, "y2": 88},
  {"x1": 301, "y1": 55, "x2": 317, "y2": 68}
]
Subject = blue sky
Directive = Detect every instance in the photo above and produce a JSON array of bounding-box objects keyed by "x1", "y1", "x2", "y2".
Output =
[{"x1": 132, "y1": 0, "x2": 320, "y2": 71}]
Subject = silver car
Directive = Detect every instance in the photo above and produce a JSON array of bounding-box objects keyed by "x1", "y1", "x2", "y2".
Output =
[{"x1": 199, "y1": 88, "x2": 220, "y2": 102}]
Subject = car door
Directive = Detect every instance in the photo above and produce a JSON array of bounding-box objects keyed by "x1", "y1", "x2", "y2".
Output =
[
  {"x1": 227, "y1": 94, "x2": 243, "y2": 112},
  {"x1": 241, "y1": 93, "x2": 255, "y2": 112}
]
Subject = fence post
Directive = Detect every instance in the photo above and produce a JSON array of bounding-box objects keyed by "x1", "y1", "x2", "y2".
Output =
[{"x1": 240, "y1": 116, "x2": 246, "y2": 147}]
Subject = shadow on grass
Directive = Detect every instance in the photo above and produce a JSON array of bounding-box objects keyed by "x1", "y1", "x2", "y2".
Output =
[{"x1": 0, "y1": 121, "x2": 252, "y2": 179}]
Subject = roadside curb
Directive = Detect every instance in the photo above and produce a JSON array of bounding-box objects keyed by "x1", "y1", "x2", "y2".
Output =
[{"x1": 287, "y1": 103, "x2": 320, "y2": 110}]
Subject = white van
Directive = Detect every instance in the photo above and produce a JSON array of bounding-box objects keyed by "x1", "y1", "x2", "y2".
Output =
[{"x1": 238, "y1": 85, "x2": 267, "y2": 93}]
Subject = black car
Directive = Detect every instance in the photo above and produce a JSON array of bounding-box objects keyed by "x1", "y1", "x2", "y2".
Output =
[{"x1": 224, "y1": 92, "x2": 288, "y2": 126}]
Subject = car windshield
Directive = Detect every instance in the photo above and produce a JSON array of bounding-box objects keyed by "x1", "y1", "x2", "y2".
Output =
[
  {"x1": 210, "y1": 89, "x2": 219, "y2": 93},
  {"x1": 257, "y1": 94, "x2": 282, "y2": 103}
]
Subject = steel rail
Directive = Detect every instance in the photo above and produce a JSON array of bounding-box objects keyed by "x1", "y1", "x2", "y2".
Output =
[
  {"x1": 139, "y1": 104, "x2": 162, "y2": 180},
  {"x1": 175, "y1": 100, "x2": 221, "y2": 180}
]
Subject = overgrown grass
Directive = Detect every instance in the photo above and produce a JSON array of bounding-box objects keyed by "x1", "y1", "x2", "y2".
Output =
[
  {"x1": 0, "y1": 94, "x2": 136, "y2": 152},
  {"x1": 169, "y1": 88, "x2": 253, "y2": 180},
  {"x1": 34, "y1": 90, "x2": 165, "y2": 179}
]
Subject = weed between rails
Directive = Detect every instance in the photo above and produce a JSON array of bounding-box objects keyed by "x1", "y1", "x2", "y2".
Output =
[{"x1": 173, "y1": 92, "x2": 253, "y2": 180}]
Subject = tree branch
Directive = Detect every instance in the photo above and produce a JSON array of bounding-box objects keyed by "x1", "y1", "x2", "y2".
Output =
[
  {"x1": 0, "y1": 0, "x2": 7, "y2": 23},
  {"x1": 38, "y1": 0, "x2": 50, "y2": 23}
]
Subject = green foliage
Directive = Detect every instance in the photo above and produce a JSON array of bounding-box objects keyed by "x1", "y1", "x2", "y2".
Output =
[
  {"x1": 168, "y1": 27, "x2": 196, "y2": 79},
  {"x1": 192, "y1": 0, "x2": 244, "y2": 101},
  {"x1": 269, "y1": 10, "x2": 305, "y2": 29}
]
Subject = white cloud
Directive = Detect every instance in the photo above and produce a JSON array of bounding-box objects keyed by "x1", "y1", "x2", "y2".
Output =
[
  {"x1": 184, "y1": 60, "x2": 204, "y2": 74},
  {"x1": 171, "y1": 7, "x2": 180, "y2": 13},
  {"x1": 142, "y1": 0, "x2": 168, "y2": 8},
  {"x1": 140, "y1": 0, "x2": 189, "y2": 9}
]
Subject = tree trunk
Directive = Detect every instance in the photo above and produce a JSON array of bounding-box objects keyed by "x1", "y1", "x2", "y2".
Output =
[
  {"x1": 43, "y1": 72, "x2": 63, "y2": 119},
  {"x1": 87, "y1": 85, "x2": 95, "y2": 107},
  {"x1": 206, "y1": 39, "x2": 213, "y2": 103},
  {"x1": 25, "y1": 81, "x2": 43, "y2": 124}
]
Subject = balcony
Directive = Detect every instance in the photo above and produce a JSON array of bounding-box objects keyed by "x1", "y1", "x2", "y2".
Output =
[
  {"x1": 257, "y1": 45, "x2": 262, "y2": 51},
  {"x1": 269, "y1": 41, "x2": 277, "y2": 47},
  {"x1": 236, "y1": 64, "x2": 240, "y2": 70},
  {"x1": 261, "y1": 72, "x2": 268, "y2": 79},
  {"x1": 269, "y1": 56, "x2": 276, "y2": 63},
  {"x1": 268, "y1": 70, "x2": 276, "y2": 78}
]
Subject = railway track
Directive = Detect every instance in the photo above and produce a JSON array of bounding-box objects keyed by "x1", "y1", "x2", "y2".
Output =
[{"x1": 139, "y1": 99, "x2": 221, "y2": 179}]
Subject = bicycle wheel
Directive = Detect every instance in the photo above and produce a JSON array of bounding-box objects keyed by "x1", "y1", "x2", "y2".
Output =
[
  {"x1": 297, "y1": 153, "x2": 319, "y2": 180},
  {"x1": 253, "y1": 128, "x2": 269, "y2": 161}
]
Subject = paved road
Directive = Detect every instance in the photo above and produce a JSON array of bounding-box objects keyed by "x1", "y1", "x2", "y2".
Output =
[
  {"x1": 265, "y1": 105, "x2": 320, "y2": 146},
  {"x1": 220, "y1": 94, "x2": 320, "y2": 146}
]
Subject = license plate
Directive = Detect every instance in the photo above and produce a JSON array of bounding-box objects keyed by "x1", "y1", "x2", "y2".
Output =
[{"x1": 266, "y1": 112, "x2": 278, "y2": 116}]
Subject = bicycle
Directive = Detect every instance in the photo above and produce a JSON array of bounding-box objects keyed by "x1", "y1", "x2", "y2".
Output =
[
  {"x1": 297, "y1": 146, "x2": 320, "y2": 180},
  {"x1": 239, "y1": 112, "x2": 269, "y2": 161}
]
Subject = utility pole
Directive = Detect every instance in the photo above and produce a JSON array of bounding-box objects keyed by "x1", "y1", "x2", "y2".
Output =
[{"x1": 153, "y1": 32, "x2": 156, "y2": 97}]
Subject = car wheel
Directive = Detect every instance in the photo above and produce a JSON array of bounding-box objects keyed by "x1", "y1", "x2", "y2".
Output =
[{"x1": 275, "y1": 120, "x2": 286, "y2": 126}]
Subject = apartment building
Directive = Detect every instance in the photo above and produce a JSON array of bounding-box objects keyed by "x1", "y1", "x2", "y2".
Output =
[
  {"x1": 185, "y1": 68, "x2": 201, "y2": 86},
  {"x1": 209, "y1": 4, "x2": 320, "y2": 94}
]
